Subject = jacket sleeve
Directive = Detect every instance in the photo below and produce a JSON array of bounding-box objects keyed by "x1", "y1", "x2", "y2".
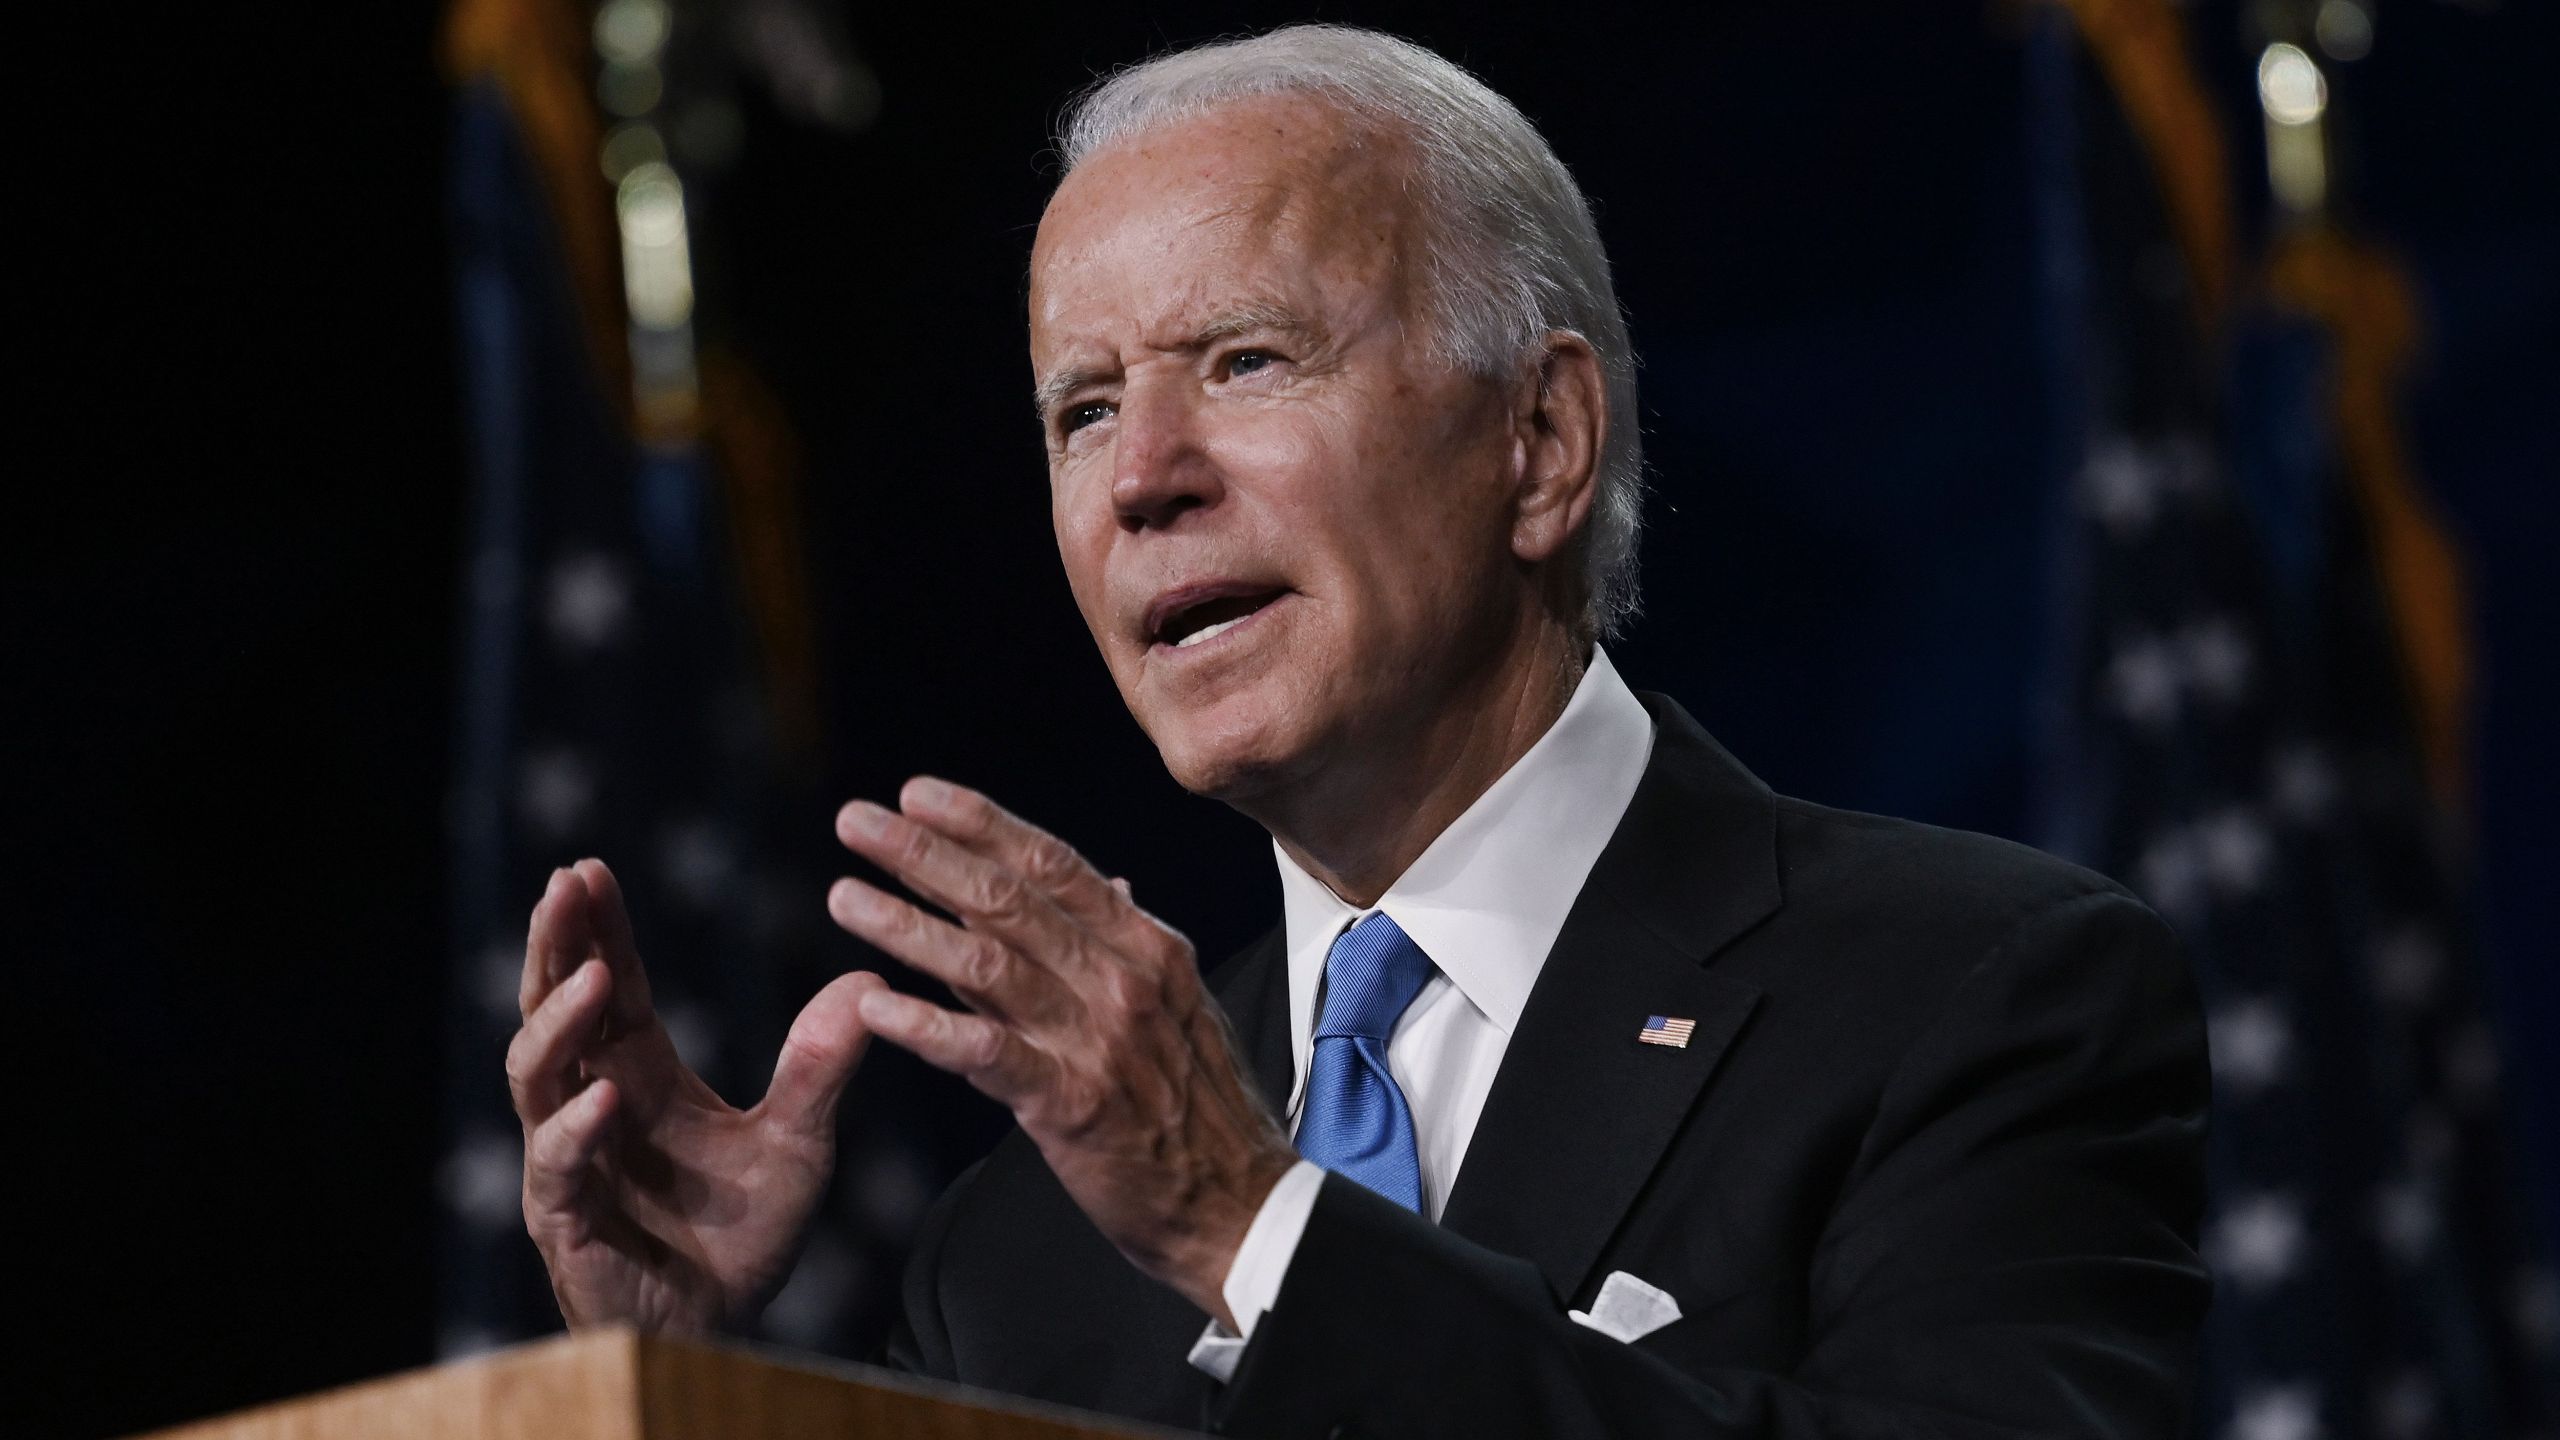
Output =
[{"x1": 1211, "y1": 888, "x2": 2213, "y2": 1439}]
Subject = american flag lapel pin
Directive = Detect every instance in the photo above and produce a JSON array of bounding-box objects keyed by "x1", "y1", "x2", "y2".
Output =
[{"x1": 1638, "y1": 1015, "x2": 1697, "y2": 1049}]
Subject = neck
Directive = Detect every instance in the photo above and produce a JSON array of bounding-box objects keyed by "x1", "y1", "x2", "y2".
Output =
[{"x1": 1252, "y1": 619, "x2": 1586, "y2": 907}]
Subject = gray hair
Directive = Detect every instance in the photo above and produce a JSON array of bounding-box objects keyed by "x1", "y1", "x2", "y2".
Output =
[{"x1": 1056, "y1": 24, "x2": 1645, "y2": 642}]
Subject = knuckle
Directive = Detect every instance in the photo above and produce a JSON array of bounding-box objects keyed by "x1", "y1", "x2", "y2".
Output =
[
  {"x1": 1146, "y1": 921, "x2": 1196, "y2": 970},
  {"x1": 957, "y1": 938, "x2": 1010, "y2": 995},
  {"x1": 975, "y1": 867, "x2": 1028, "y2": 920},
  {"x1": 947, "y1": 790, "x2": 994, "y2": 835},
  {"x1": 890, "y1": 823, "x2": 936, "y2": 872},
  {"x1": 960, "y1": 1021, "x2": 1008, "y2": 1071},
  {"x1": 1093, "y1": 967, "x2": 1147, "y2": 1026},
  {"x1": 503, "y1": 1031, "x2": 539, "y2": 1092},
  {"x1": 877, "y1": 894, "x2": 923, "y2": 942},
  {"x1": 1023, "y1": 836, "x2": 1081, "y2": 887},
  {"x1": 1154, "y1": 954, "x2": 1201, "y2": 1008},
  {"x1": 526, "y1": 1117, "x2": 566, "y2": 1172},
  {"x1": 1052, "y1": 1079, "x2": 1106, "y2": 1137}
]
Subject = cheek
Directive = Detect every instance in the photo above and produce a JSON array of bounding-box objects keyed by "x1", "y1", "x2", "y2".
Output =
[
  {"x1": 1217, "y1": 403, "x2": 1395, "y2": 548},
  {"x1": 1210, "y1": 410, "x2": 1336, "y2": 503},
  {"x1": 1050, "y1": 471, "x2": 1119, "y2": 641},
  {"x1": 1354, "y1": 433, "x2": 1509, "y2": 593}
]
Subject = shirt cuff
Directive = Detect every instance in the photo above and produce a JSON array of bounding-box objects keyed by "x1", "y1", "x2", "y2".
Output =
[{"x1": 1185, "y1": 1159, "x2": 1325, "y2": 1382}]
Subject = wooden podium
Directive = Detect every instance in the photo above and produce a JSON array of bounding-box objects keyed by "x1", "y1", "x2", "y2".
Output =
[{"x1": 137, "y1": 1327, "x2": 1196, "y2": 1440}]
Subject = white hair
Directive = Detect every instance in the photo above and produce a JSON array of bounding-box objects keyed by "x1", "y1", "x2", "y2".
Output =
[{"x1": 1056, "y1": 24, "x2": 1645, "y2": 642}]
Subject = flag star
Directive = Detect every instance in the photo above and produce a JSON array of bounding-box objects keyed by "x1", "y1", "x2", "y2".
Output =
[
  {"x1": 2372, "y1": 1177, "x2": 2438, "y2": 1265},
  {"x1": 2181, "y1": 618, "x2": 2254, "y2": 703},
  {"x1": 438, "y1": 1130, "x2": 525, "y2": 1229},
  {"x1": 2371, "y1": 1370, "x2": 2436, "y2": 1440},
  {"x1": 850, "y1": 1146, "x2": 940, "y2": 1235},
  {"x1": 660, "y1": 1001, "x2": 722, "y2": 1073},
  {"x1": 2137, "y1": 827, "x2": 2206, "y2": 923},
  {"x1": 2084, "y1": 441, "x2": 2165, "y2": 534},
  {"x1": 477, "y1": 937, "x2": 526, "y2": 1021},
  {"x1": 2367, "y1": 925, "x2": 2443, "y2": 1011},
  {"x1": 2226, "y1": 1383, "x2": 2324, "y2": 1440},
  {"x1": 2107, "y1": 634, "x2": 2185, "y2": 730},
  {"x1": 659, "y1": 818, "x2": 738, "y2": 908},
  {"x1": 2198, "y1": 808, "x2": 2273, "y2": 896},
  {"x1": 545, "y1": 552, "x2": 633, "y2": 649},
  {"x1": 2209, "y1": 1193, "x2": 2308, "y2": 1290},
  {"x1": 2269, "y1": 743, "x2": 2339, "y2": 824},
  {"x1": 2208, "y1": 997, "x2": 2293, "y2": 1094},
  {"x1": 518, "y1": 748, "x2": 599, "y2": 839},
  {"x1": 760, "y1": 1231, "x2": 866, "y2": 1349}
]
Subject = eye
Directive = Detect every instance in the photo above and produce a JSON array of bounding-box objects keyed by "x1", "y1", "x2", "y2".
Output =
[
  {"x1": 1222, "y1": 349, "x2": 1280, "y2": 379},
  {"x1": 1060, "y1": 400, "x2": 1114, "y2": 435}
]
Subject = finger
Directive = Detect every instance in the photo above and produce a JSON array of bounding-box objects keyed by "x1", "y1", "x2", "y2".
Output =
[
  {"x1": 855, "y1": 985, "x2": 1047, "y2": 1108},
  {"x1": 826, "y1": 876, "x2": 1075, "y2": 1026},
  {"x1": 507, "y1": 958, "x2": 612, "y2": 1124},
  {"x1": 895, "y1": 779, "x2": 1141, "y2": 943},
  {"x1": 888, "y1": 782, "x2": 1203, "y2": 1014},
  {"x1": 761, "y1": 969, "x2": 885, "y2": 1139},
  {"x1": 836, "y1": 800, "x2": 1097, "y2": 982},
  {"x1": 570, "y1": 858, "x2": 656, "y2": 1027},
  {"x1": 523, "y1": 1076, "x2": 618, "y2": 1226},
  {"x1": 521, "y1": 868, "x2": 593, "y2": 1020}
]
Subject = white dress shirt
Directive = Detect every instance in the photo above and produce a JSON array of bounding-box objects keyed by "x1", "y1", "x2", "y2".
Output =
[{"x1": 1188, "y1": 646, "x2": 1657, "y2": 1380}]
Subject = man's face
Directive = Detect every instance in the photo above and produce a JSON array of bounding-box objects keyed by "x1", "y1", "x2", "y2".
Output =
[{"x1": 1029, "y1": 98, "x2": 1529, "y2": 803}]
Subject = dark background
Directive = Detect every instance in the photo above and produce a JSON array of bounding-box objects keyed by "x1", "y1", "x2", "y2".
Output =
[{"x1": 17, "y1": 2, "x2": 2555, "y2": 1435}]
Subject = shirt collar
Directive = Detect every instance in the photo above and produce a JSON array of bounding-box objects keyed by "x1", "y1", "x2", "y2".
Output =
[{"x1": 1273, "y1": 645, "x2": 1658, "y2": 1105}]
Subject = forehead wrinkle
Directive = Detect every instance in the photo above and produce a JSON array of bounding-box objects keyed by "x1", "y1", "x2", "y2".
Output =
[
  {"x1": 1028, "y1": 193, "x2": 1267, "y2": 395},
  {"x1": 1028, "y1": 98, "x2": 1434, "y2": 416}
]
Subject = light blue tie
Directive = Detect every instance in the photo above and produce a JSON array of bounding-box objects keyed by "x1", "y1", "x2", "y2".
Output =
[{"x1": 1296, "y1": 913, "x2": 1437, "y2": 1212}]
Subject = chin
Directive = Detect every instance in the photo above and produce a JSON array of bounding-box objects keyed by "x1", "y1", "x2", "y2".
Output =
[{"x1": 1141, "y1": 689, "x2": 1322, "y2": 803}]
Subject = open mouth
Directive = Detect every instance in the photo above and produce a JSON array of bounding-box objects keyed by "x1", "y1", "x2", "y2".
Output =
[{"x1": 1148, "y1": 587, "x2": 1288, "y2": 651}]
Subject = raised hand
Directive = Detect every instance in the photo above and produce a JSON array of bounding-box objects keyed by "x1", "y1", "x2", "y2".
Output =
[
  {"x1": 509, "y1": 859, "x2": 883, "y2": 1333},
  {"x1": 827, "y1": 780, "x2": 1298, "y2": 1327}
]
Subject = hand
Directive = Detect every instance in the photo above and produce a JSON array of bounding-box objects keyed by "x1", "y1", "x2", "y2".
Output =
[
  {"x1": 827, "y1": 779, "x2": 1298, "y2": 1328},
  {"x1": 509, "y1": 859, "x2": 884, "y2": 1333}
]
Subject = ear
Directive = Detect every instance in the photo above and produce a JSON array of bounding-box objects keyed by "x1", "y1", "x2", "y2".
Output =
[{"x1": 1508, "y1": 331, "x2": 1606, "y2": 568}]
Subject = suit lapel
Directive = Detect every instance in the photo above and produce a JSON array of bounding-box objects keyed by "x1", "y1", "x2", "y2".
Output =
[{"x1": 1438, "y1": 694, "x2": 1782, "y2": 1302}]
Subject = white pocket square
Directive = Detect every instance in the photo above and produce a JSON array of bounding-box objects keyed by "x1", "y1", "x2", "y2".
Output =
[{"x1": 1568, "y1": 1269, "x2": 1683, "y2": 1343}]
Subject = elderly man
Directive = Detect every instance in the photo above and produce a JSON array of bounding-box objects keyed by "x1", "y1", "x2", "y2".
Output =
[{"x1": 507, "y1": 24, "x2": 2210, "y2": 1439}]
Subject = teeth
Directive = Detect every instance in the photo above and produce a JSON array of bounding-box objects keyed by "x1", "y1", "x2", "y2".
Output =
[{"x1": 1173, "y1": 615, "x2": 1248, "y2": 649}]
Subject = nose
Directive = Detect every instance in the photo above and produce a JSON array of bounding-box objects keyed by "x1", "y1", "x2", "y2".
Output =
[{"x1": 1109, "y1": 380, "x2": 1223, "y2": 531}]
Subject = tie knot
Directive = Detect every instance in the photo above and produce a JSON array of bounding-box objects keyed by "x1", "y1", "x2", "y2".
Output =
[{"x1": 1315, "y1": 913, "x2": 1436, "y2": 1042}]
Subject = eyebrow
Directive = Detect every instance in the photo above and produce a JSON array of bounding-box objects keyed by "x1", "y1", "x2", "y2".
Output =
[{"x1": 1031, "y1": 302, "x2": 1321, "y2": 419}]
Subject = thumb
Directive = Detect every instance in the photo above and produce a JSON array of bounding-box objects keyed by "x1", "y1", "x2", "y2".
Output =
[{"x1": 763, "y1": 970, "x2": 884, "y2": 1138}]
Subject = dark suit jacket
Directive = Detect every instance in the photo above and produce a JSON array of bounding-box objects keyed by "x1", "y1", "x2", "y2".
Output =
[{"x1": 886, "y1": 694, "x2": 2212, "y2": 1437}]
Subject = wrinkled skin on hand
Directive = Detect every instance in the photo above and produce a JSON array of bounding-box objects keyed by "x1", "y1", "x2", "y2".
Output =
[
  {"x1": 508, "y1": 860, "x2": 882, "y2": 1332},
  {"x1": 827, "y1": 778, "x2": 1298, "y2": 1327}
]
